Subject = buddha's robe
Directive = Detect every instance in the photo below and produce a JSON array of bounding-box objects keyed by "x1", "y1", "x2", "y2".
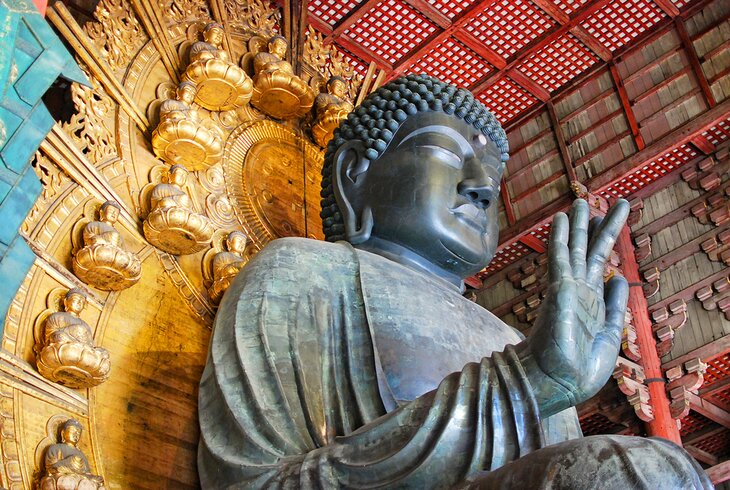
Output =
[{"x1": 198, "y1": 238, "x2": 711, "y2": 489}]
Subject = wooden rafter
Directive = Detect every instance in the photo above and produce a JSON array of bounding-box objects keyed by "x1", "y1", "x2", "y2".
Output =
[
  {"x1": 675, "y1": 17, "x2": 717, "y2": 109},
  {"x1": 609, "y1": 62, "x2": 646, "y2": 151}
]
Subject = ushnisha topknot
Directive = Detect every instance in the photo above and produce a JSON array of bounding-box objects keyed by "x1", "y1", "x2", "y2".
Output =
[{"x1": 320, "y1": 73, "x2": 509, "y2": 242}]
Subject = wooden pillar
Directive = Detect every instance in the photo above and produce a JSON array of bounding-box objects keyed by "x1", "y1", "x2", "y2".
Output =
[{"x1": 616, "y1": 226, "x2": 682, "y2": 444}]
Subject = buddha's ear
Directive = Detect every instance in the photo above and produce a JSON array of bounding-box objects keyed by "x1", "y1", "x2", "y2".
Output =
[{"x1": 332, "y1": 140, "x2": 373, "y2": 244}]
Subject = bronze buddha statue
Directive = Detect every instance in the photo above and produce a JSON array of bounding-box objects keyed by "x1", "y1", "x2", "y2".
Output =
[
  {"x1": 39, "y1": 418, "x2": 105, "y2": 490},
  {"x1": 183, "y1": 22, "x2": 253, "y2": 112},
  {"x1": 36, "y1": 289, "x2": 111, "y2": 389},
  {"x1": 250, "y1": 35, "x2": 315, "y2": 120},
  {"x1": 311, "y1": 76, "x2": 353, "y2": 147},
  {"x1": 152, "y1": 81, "x2": 224, "y2": 170},
  {"x1": 72, "y1": 201, "x2": 141, "y2": 291},
  {"x1": 143, "y1": 164, "x2": 214, "y2": 255},
  {"x1": 198, "y1": 75, "x2": 710, "y2": 488}
]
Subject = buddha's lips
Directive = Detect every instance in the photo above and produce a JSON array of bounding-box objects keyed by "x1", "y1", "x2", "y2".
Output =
[{"x1": 451, "y1": 203, "x2": 487, "y2": 231}]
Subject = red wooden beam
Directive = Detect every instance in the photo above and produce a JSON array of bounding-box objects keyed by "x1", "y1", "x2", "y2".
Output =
[
  {"x1": 453, "y1": 31, "x2": 507, "y2": 70},
  {"x1": 508, "y1": 69, "x2": 550, "y2": 102},
  {"x1": 570, "y1": 26, "x2": 612, "y2": 62},
  {"x1": 546, "y1": 101, "x2": 578, "y2": 183},
  {"x1": 616, "y1": 226, "x2": 682, "y2": 444},
  {"x1": 664, "y1": 333, "x2": 730, "y2": 371},
  {"x1": 519, "y1": 234, "x2": 547, "y2": 253},
  {"x1": 402, "y1": 0, "x2": 451, "y2": 28},
  {"x1": 500, "y1": 176, "x2": 517, "y2": 226},
  {"x1": 609, "y1": 62, "x2": 645, "y2": 151},
  {"x1": 653, "y1": 0, "x2": 680, "y2": 18},
  {"x1": 692, "y1": 135, "x2": 717, "y2": 155},
  {"x1": 706, "y1": 459, "x2": 730, "y2": 485},
  {"x1": 326, "y1": 0, "x2": 381, "y2": 41},
  {"x1": 689, "y1": 392, "x2": 730, "y2": 429},
  {"x1": 684, "y1": 445, "x2": 719, "y2": 466},
  {"x1": 675, "y1": 17, "x2": 717, "y2": 108}
]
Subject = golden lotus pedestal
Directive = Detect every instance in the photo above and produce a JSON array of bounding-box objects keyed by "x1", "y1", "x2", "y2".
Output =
[
  {"x1": 151, "y1": 119, "x2": 223, "y2": 170},
  {"x1": 183, "y1": 59, "x2": 253, "y2": 112},
  {"x1": 37, "y1": 343, "x2": 111, "y2": 389},
  {"x1": 251, "y1": 71, "x2": 315, "y2": 120},
  {"x1": 143, "y1": 207, "x2": 214, "y2": 255},
  {"x1": 72, "y1": 245, "x2": 142, "y2": 291},
  {"x1": 39, "y1": 474, "x2": 105, "y2": 490}
]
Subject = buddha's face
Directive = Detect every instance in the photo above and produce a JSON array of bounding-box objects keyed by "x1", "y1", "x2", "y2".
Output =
[
  {"x1": 205, "y1": 26, "x2": 223, "y2": 45},
  {"x1": 345, "y1": 111, "x2": 502, "y2": 278},
  {"x1": 64, "y1": 293, "x2": 86, "y2": 315},
  {"x1": 61, "y1": 424, "x2": 81, "y2": 445},
  {"x1": 227, "y1": 233, "x2": 246, "y2": 253},
  {"x1": 328, "y1": 79, "x2": 347, "y2": 98},
  {"x1": 178, "y1": 85, "x2": 196, "y2": 104},
  {"x1": 100, "y1": 204, "x2": 119, "y2": 223},
  {"x1": 169, "y1": 167, "x2": 188, "y2": 186},
  {"x1": 269, "y1": 38, "x2": 287, "y2": 58}
]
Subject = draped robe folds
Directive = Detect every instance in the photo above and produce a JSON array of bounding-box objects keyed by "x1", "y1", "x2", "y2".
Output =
[{"x1": 198, "y1": 238, "x2": 712, "y2": 489}]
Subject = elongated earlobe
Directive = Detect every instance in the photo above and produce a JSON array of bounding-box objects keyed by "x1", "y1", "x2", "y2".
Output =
[{"x1": 333, "y1": 141, "x2": 373, "y2": 244}]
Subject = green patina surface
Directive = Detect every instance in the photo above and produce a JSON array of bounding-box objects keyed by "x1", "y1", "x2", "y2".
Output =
[{"x1": 0, "y1": 0, "x2": 85, "y2": 332}]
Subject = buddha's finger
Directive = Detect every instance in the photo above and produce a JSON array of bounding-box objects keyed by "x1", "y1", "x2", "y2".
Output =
[
  {"x1": 586, "y1": 200, "x2": 630, "y2": 286},
  {"x1": 568, "y1": 199, "x2": 589, "y2": 280},
  {"x1": 548, "y1": 212, "x2": 571, "y2": 283},
  {"x1": 588, "y1": 216, "x2": 603, "y2": 243},
  {"x1": 590, "y1": 275, "x2": 629, "y2": 384}
]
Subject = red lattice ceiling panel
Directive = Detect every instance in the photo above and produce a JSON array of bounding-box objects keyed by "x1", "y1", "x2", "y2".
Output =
[
  {"x1": 477, "y1": 77, "x2": 539, "y2": 124},
  {"x1": 412, "y1": 37, "x2": 493, "y2": 87},
  {"x1": 702, "y1": 118, "x2": 730, "y2": 146},
  {"x1": 481, "y1": 241, "x2": 532, "y2": 276},
  {"x1": 680, "y1": 411, "x2": 715, "y2": 437},
  {"x1": 552, "y1": 0, "x2": 588, "y2": 16},
  {"x1": 601, "y1": 144, "x2": 698, "y2": 199},
  {"x1": 516, "y1": 34, "x2": 599, "y2": 93},
  {"x1": 463, "y1": 0, "x2": 556, "y2": 60},
  {"x1": 703, "y1": 354, "x2": 730, "y2": 385},
  {"x1": 530, "y1": 223, "x2": 551, "y2": 245},
  {"x1": 708, "y1": 388, "x2": 730, "y2": 412},
  {"x1": 308, "y1": 0, "x2": 360, "y2": 27},
  {"x1": 671, "y1": 0, "x2": 691, "y2": 9},
  {"x1": 692, "y1": 429, "x2": 730, "y2": 458},
  {"x1": 579, "y1": 412, "x2": 625, "y2": 437},
  {"x1": 428, "y1": 0, "x2": 478, "y2": 19},
  {"x1": 343, "y1": 0, "x2": 438, "y2": 66},
  {"x1": 580, "y1": 0, "x2": 667, "y2": 53}
]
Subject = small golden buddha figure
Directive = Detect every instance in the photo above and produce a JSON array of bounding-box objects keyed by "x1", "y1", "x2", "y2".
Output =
[
  {"x1": 39, "y1": 418, "x2": 105, "y2": 490},
  {"x1": 208, "y1": 231, "x2": 248, "y2": 304},
  {"x1": 72, "y1": 201, "x2": 141, "y2": 291},
  {"x1": 151, "y1": 81, "x2": 224, "y2": 170},
  {"x1": 143, "y1": 164, "x2": 214, "y2": 255},
  {"x1": 36, "y1": 289, "x2": 111, "y2": 389},
  {"x1": 311, "y1": 76, "x2": 354, "y2": 147},
  {"x1": 251, "y1": 35, "x2": 315, "y2": 120},
  {"x1": 183, "y1": 22, "x2": 253, "y2": 112}
]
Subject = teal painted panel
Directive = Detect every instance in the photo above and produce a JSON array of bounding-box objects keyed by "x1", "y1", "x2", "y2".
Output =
[
  {"x1": 0, "y1": 164, "x2": 40, "y2": 245},
  {"x1": 1, "y1": 101, "x2": 52, "y2": 172},
  {"x1": 0, "y1": 234, "x2": 35, "y2": 334}
]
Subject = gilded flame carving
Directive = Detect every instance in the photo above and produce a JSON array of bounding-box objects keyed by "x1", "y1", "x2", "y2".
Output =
[
  {"x1": 72, "y1": 201, "x2": 141, "y2": 291},
  {"x1": 183, "y1": 23, "x2": 253, "y2": 112},
  {"x1": 83, "y1": 0, "x2": 147, "y2": 73},
  {"x1": 143, "y1": 164, "x2": 214, "y2": 255},
  {"x1": 206, "y1": 231, "x2": 248, "y2": 304},
  {"x1": 250, "y1": 36, "x2": 315, "y2": 120},
  {"x1": 224, "y1": 0, "x2": 278, "y2": 36},
  {"x1": 35, "y1": 290, "x2": 111, "y2": 389},
  {"x1": 152, "y1": 81, "x2": 224, "y2": 170},
  {"x1": 37, "y1": 417, "x2": 105, "y2": 490},
  {"x1": 159, "y1": 0, "x2": 210, "y2": 25},
  {"x1": 303, "y1": 26, "x2": 363, "y2": 99}
]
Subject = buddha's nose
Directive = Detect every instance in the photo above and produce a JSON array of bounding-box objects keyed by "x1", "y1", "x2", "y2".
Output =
[{"x1": 457, "y1": 179, "x2": 495, "y2": 210}]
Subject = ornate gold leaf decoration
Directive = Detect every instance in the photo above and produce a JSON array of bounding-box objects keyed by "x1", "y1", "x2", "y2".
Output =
[
  {"x1": 61, "y1": 66, "x2": 116, "y2": 164},
  {"x1": 83, "y1": 0, "x2": 147, "y2": 73},
  {"x1": 303, "y1": 26, "x2": 363, "y2": 99},
  {"x1": 159, "y1": 0, "x2": 211, "y2": 25},
  {"x1": 225, "y1": 0, "x2": 278, "y2": 36}
]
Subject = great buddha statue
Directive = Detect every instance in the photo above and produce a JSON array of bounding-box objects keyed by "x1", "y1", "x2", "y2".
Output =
[
  {"x1": 208, "y1": 231, "x2": 248, "y2": 305},
  {"x1": 39, "y1": 418, "x2": 105, "y2": 490},
  {"x1": 37, "y1": 289, "x2": 111, "y2": 389},
  {"x1": 152, "y1": 81, "x2": 224, "y2": 170},
  {"x1": 72, "y1": 201, "x2": 141, "y2": 291},
  {"x1": 250, "y1": 35, "x2": 314, "y2": 120},
  {"x1": 183, "y1": 22, "x2": 253, "y2": 112},
  {"x1": 143, "y1": 164, "x2": 214, "y2": 255},
  {"x1": 198, "y1": 75, "x2": 711, "y2": 488},
  {"x1": 311, "y1": 76, "x2": 354, "y2": 147}
]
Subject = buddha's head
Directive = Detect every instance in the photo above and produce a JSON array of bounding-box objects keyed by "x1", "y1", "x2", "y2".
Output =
[
  {"x1": 267, "y1": 36, "x2": 288, "y2": 58},
  {"x1": 64, "y1": 289, "x2": 87, "y2": 316},
  {"x1": 226, "y1": 231, "x2": 247, "y2": 254},
  {"x1": 327, "y1": 76, "x2": 348, "y2": 99},
  {"x1": 321, "y1": 74, "x2": 508, "y2": 282},
  {"x1": 176, "y1": 81, "x2": 197, "y2": 105},
  {"x1": 203, "y1": 22, "x2": 224, "y2": 46},
  {"x1": 169, "y1": 164, "x2": 189, "y2": 186},
  {"x1": 60, "y1": 418, "x2": 83, "y2": 445},
  {"x1": 99, "y1": 201, "x2": 121, "y2": 224}
]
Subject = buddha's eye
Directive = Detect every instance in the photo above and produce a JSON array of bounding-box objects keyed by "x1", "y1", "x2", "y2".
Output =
[{"x1": 419, "y1": 145, "x2": 463, "y2": 169}]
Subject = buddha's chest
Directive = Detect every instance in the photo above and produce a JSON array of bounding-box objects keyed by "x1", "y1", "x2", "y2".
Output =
[{"x1": 358, "y1": 257, "x2": 523, "y2": 404}]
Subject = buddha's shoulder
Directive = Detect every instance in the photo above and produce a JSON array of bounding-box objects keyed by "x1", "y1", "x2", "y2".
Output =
[{"x1": 247, "y1": 238, "x2": 358, "y2": 276}]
